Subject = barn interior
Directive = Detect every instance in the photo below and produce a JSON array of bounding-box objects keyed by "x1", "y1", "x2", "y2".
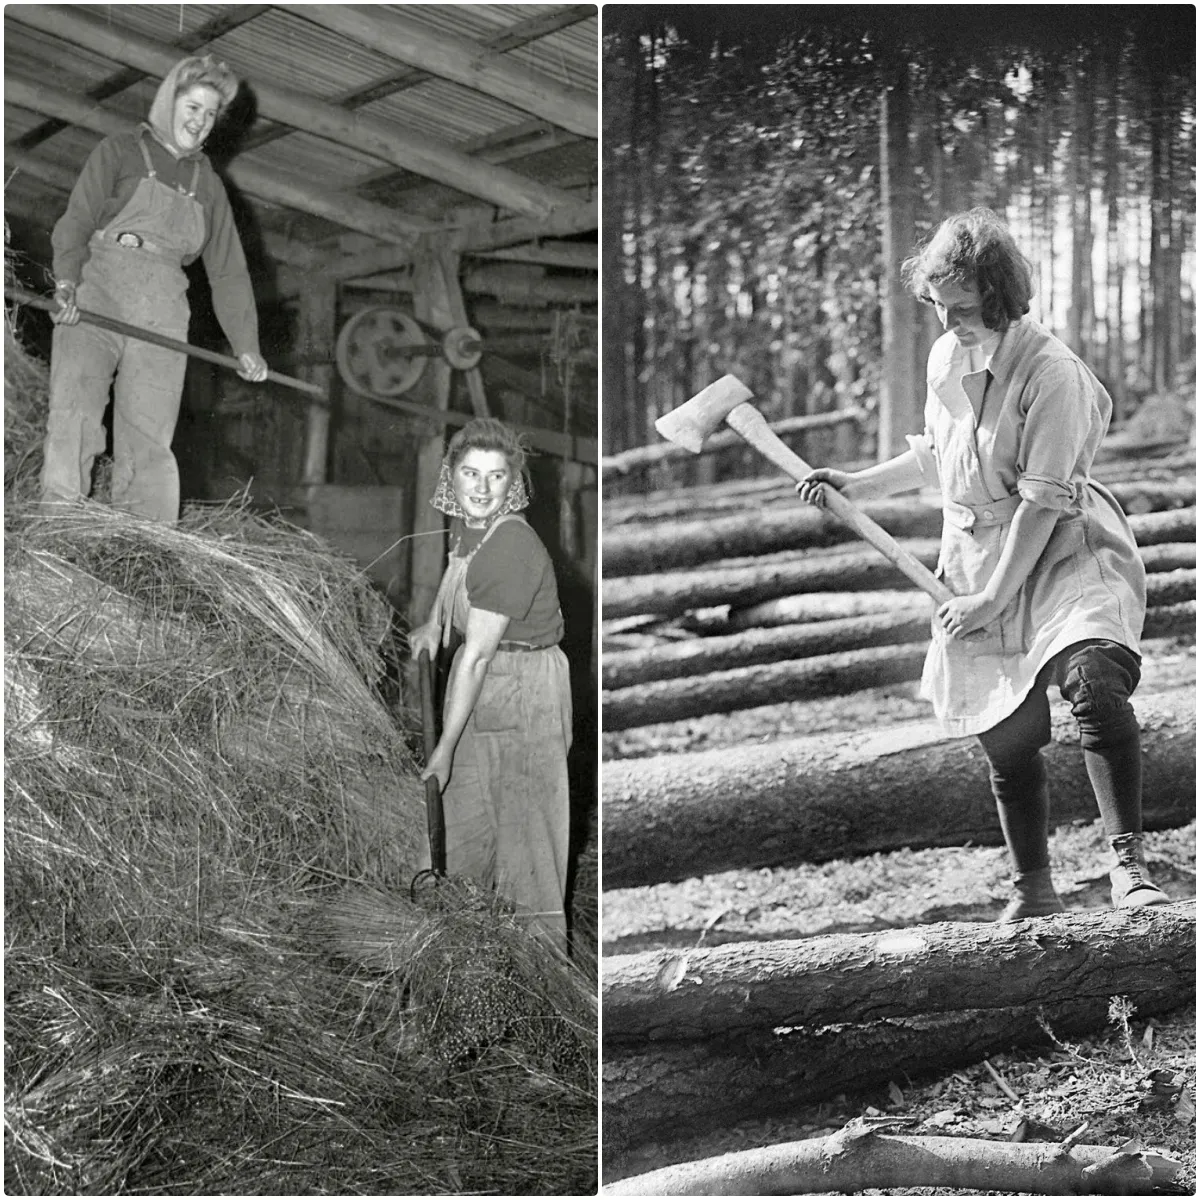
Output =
[{"x1": 3, "y1": 2, "x2": 598, "y2": 666}]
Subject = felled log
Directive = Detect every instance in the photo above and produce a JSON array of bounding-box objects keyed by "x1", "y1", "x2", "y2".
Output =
[
  {"x1": 605, "y1": 598, "x2": 1195, "y2": 693},
  {"x1": 602, "y1": 409, "x2": 866, "y2": 479},
  {"x1": 605, "y1": 501, "x2": 1194, "y2": 579},
  {"x1": 604, "y1": 500, "x2": 942, "y2": 577},
  {"x1": 1140, "y1": 541, "x2": 1196, "y2": 572},
  {"x1": 603, "y1": 905, "x2": 1195, "y2": 1157},
  {"x1": 603, "y1": 903, "x2": 1195, "y2": 1045},
  {"x1": 604, "y1": 543, "x2": 1192, "y2": 622},
  {"x1": 603, "y1": 644, "x2": 930, "y2": 730},
  {"x1": 606, "y1": 474, "x2": 1194, "y2": 530},
  {"x1": 722, "y1": 568, "x2": 1194, "y2": 632},
  {"x1": 602, "y1": 611, "x2": 934, "y2": 689},
  {"x1": 604, "y1": 1126, "x2": 1182, "y2": 1195},
  {"x1": 601, "y1": 685, "x2": 1195, "y2": 887},
  {"x1": 603, "y1": 541, "x2": 943, "y2": 620}
]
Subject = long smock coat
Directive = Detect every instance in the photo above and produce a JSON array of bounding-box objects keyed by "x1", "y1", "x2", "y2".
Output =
[{"x1": 908, "y1": 319, "x2": 1146, "y2": 739}]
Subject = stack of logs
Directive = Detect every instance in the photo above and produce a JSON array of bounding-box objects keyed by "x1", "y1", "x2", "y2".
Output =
[{"x1": 601, "y1": 455, "x2": 1197, "y2": 1170}]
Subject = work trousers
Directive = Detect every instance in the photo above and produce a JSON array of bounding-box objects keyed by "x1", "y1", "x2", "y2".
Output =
[
  {"x1": 976, "y1": 639, "x2": 1143, "y2": 874},
  {"x1": 442, "y1": 645, "x2": 573, "y2": 955}
]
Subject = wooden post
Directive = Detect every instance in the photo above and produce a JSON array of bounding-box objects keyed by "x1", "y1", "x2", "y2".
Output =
[
  {"x1": 407, "y1": 233, "x2": 490, "y2": 629},
  {"x1": 299, "y1": 275, "x2": 337, "y2": 493}
]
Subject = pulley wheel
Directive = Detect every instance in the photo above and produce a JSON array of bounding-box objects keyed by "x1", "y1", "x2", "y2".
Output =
[
  {"x1": 335, "y1": 307, "x2": 428, "y2": 397},
  {"x1": 442, "y1": 325, "x2": 483, "y2": 371}
]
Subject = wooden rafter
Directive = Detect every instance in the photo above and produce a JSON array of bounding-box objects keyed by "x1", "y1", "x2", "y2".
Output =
[{"x1": 8, "y1": 4, "x2": 578, "y2": 218}]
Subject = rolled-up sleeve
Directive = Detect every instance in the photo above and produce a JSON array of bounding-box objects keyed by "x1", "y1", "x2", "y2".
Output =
[
  {"x1": 905, "y1": 431, "x2": 940, "y2": 488},
  {"x1": 1015, "y1": 359, "x2": 1096, "y2": 511}
]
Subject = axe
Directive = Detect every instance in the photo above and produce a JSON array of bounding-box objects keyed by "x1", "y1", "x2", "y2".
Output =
[{"x1": 656, "y1": 375, "x2": 997, "y2": 646}]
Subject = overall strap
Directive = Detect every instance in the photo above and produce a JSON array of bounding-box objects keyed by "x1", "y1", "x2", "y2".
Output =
[
  {"x1": 186, "y1": 157, "x2": 202, "y2": 199},
  {"x1": 136, "y1": 130, "x2": 157, "y2": 179}
]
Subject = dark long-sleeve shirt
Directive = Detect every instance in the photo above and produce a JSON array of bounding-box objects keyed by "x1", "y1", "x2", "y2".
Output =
[{"x1": 51, "y1": 129, "x2": 260, "y2": 357}]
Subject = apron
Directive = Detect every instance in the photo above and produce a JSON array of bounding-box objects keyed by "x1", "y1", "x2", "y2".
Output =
[
  {"x1": 919, "y1": 328, "x2": 1144, "y2": 738},
  {"x1": 430, "y1": 514, "x2": 573, "y2": 953}
]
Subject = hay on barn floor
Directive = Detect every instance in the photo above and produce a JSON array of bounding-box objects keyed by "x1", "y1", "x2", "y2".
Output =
[{"x1": 5, "y1": 498, "x2": 597, "y2": 1195}]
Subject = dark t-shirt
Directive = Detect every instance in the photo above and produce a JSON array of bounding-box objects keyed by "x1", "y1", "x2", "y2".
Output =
[{"x1": 453, "y1": 517, "x2": 563, "y2": 646}]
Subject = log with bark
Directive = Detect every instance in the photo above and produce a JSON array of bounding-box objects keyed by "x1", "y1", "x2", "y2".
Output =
[
  {"x1": 602, "y1": 904, "x2": 1195, "y2": 1160},
  {"x1": 604, "y1": 1124, "x2": 1182, "y2": 1195},
  {"x1": 605, "y1": 498, "x2": 1194, "y2": 578},
  {"x1": 603, "y1": 543, "x2": 1192, "y2": 622},
  {"x1": 603, "y1": 903, "x2": 1195, "y2": 1044},
  {"x1": 729, "y1": 573, "x2": 1194, "y2": 630},
  {"x1": 606, "y1": 474, "x2": 1195, "y2": 530},
  {"x1": 604, "y1": 588, "x2": 1197, "y2": 727},
  {"x1": 601, "y1": 685, "x2": 1195, "y2": 888},
  {"x1": 604, "y1": 598, "x2": 1195, "y2": 692},
  {"x1": 603, "y1": 643, "x2": 930, "y2": 729}
]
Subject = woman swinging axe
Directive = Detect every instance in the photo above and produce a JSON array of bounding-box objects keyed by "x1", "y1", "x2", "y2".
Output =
[
  {"x1": 43, "y1": 54, "x2": 269, "y2": 523},
  {"x1": 799, "y1": 207, "x2": 1170, "y2": 921}
]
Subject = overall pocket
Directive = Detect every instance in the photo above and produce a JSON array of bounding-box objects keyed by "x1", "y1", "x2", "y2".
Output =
[{"x1": 473, "y1": 661, "x2": 523, "y2": 733}]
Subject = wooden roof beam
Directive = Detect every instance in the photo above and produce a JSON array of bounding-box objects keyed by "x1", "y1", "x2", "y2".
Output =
[
  {"x1": 463, "y1": 199, "x2": 598, "y2": 252},
  {"x1": 9, "y1": 5, "x2": 576, "y2": 218},
  {"x1": 13, "y1": 4, "x2": 270, "y2": 152},
  {"x1": 472, "y1": 241, "x2": 597, "y2": 270},
  {"x1": 297, "y1": 5, "x2": 597, "y2": 140},
  {"x1": 6, "y1": 77, "x2": 425, "y2": 246}
]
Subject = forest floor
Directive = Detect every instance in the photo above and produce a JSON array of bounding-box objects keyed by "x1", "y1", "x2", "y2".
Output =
[{"x1": 602, "y1": 637, "x2": 1196, "y2": 1193}]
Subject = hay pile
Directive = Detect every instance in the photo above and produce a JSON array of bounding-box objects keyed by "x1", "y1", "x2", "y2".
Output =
[{"x1": 4, "y1": 324, "x2": 596, "y2": 1193}]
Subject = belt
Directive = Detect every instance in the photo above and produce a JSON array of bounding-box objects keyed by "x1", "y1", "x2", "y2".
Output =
[
  {"x1": 498, "y1": 640, "x2": 553, "y2": 652},
  {"x1": 943, "y1": 493, "x2": 1022, "y2": 531}
]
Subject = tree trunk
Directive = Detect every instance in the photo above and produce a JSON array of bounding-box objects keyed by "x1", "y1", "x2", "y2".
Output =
[
  {"x1": 877, "y1": 65, "x2": 919, "y2": 460},
  {"x1": 602, "y1": 907, "x2": 1195, "y2": 1160},
  {"x1": 604, "y1": 904, "x2": 1195, "y2": 1046},
  {"x1": 604, "y1": 644, "x2": 929, "y2": 730},
  {"x1": 604, "y1": 499, "x2": 1194, "y2": 578},
  {"x1": 605, "y1": 1127, "x2": 1183, "y2": 1196},
  {"x1": 601, "y1": 685, "x2": 1195, "y2": 888},
  {"x1": 603, "y1": 542, "x2": 1191, "y2": 622}
]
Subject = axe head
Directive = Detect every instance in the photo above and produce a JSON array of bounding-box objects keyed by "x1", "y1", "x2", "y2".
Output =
[{"x1": 654, "y1": 374, "x2": 754, "y2": 453}]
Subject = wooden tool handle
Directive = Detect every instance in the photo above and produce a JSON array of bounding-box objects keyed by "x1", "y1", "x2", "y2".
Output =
[
  {"x1": 5, "y1": 286, "x2": 327, "y2": 402},
  {"x1": 725, "y1": 403, "x2": 956, "y2": 606},
  {"x1": 417, "y1": 649, "x2": 446, "y2": 875}
]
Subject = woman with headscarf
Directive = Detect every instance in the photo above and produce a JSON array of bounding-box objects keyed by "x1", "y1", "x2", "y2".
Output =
[
  {"x1": 408, "y1": 418, "x2": 573, "y2": 954},
  {"x1": 43, "y1": 54, "x2": 268, "y2": 522},
  {"x1": 800, "y1": 207, "x2": 1168, "y2": 922}
]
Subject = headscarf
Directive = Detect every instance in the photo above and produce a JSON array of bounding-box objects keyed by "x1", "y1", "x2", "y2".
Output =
[{"x1": 144, "y1": 55, "x2": 238, "y2": 157}]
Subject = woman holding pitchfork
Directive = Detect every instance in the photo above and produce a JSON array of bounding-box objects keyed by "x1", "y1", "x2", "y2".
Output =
[{"x1": 799, "y1": 207, "x2": 1168, "y2": 921}]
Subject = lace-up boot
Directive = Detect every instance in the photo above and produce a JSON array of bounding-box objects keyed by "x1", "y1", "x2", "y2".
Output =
[
  {"x1": 1109, "y1": 834, "x2": 1171, "y2": 908},
  {"x1": 998, "y1": 867, "x2": 1066, "y2": 922}
]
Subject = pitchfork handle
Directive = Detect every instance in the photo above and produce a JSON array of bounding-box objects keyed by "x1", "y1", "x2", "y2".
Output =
[
  {"x1": 725, "y1": 403, "x2": 956, "y2": 606},
  {"x1": 417, "y1": 649, "x2": 446, "y2": 875},
  {"x1": 5, "y1": 286, "x2": 327, "y2": 403}
]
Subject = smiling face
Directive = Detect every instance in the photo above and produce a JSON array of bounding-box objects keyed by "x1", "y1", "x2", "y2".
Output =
[
  {"x1": 172, "y1": 84, "x2": 221, "y2": 153},
  {"x1": 927, "y1": 278, "x2": 991, "y2": 348},
  {"x1": 451, "y1": 448, "x2": 514, "y2": 527}
]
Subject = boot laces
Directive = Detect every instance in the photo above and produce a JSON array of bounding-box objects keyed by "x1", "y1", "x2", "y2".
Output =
[{"x1": 1112, "y1": 837, "x2": 1148, "y2": 886}]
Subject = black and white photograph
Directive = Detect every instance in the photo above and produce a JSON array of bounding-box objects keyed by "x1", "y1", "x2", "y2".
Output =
[
  {"x1": 600, "y1": 5, "x2": 1196, "y2": 1195},
  {"x1": 4, "y1": 5, "x2": 598, "y2": 1195}
]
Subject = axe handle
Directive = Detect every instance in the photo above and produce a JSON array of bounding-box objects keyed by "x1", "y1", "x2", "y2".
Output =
[{"x1": 726, "y1": 403, "x2": 956, "y2": 606}]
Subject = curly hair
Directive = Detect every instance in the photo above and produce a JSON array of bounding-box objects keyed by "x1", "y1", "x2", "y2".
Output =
[
  {"x1": 173, "y1": 54, "x2": 239, "y2": 113},
  {"x1": 901, "y1": 207, "x2": 1033, "y2": 331},
  {"x1": 446, "y1": 417, "x2": 530, "y2": 482}
]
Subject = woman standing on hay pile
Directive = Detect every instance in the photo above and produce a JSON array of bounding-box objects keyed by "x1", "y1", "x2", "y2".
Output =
[
  {"x1": 800, "y1": 207, "x2": 1169, "y2": 921},
  {"x1": 43, "y1": 54, "x2": 268, "y2": 523},
  {"x1": 409, "y1": 418, "x2": 573, "y2": 954}
]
